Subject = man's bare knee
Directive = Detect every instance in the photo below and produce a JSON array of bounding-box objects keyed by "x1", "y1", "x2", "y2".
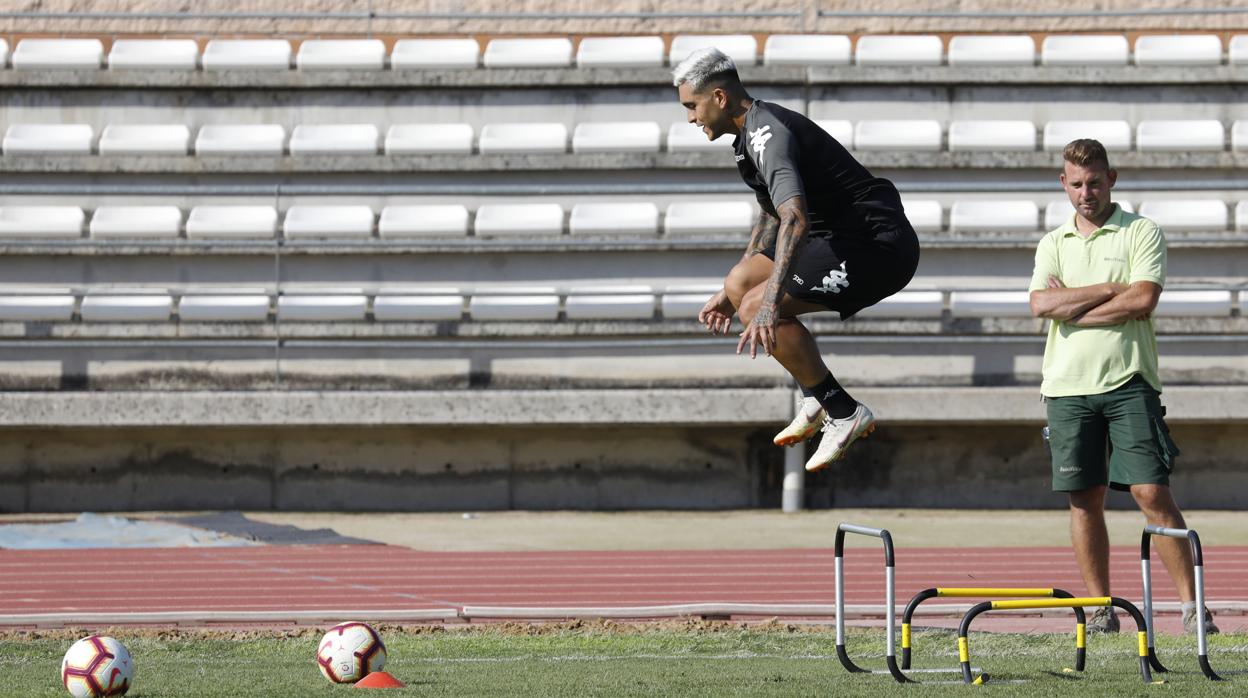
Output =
[
  {"x1": 1131, "y1": 484, "x2": 1185, "y2": 525},
  {"x1": 1069, "y1": 486, "x2": 1107, "y2": 513},
  {"x1": 737, "y1": 286, "x2": 763, "y2": 325}
]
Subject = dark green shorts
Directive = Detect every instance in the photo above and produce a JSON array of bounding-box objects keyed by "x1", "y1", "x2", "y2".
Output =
[{"x1": 1044, "y1": 374, "x2": 1181, "y2": 492}]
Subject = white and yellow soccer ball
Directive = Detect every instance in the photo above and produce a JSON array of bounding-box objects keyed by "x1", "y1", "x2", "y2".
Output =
[
  {"x1": 61, "y1": 635, "x2": 133, "y2": 697},
  {"x1": 316, "y1": 621, "x2": 387, "y2": 683}
]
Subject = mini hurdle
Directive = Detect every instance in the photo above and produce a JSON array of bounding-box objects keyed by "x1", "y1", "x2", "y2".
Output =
[
  {"x1": 900, "y1": 588, "x2": 1086, "y2": 673},
  {"x1": 959, "y1": 597, "x2": 1154, "y2": 685},
  {"x1": 1141, "y1": 524, "x2": 1222, "y2": 680},
  {"x1": 834, "y1": 522, "x2": 910, "y2": 683}
]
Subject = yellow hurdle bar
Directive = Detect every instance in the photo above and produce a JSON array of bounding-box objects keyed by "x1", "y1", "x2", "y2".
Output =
[
  {"x1": 936, "y1": 587, "x2": 1055, "y2": 598},
  {"x1": 991, "y1": 596, "x2": 1112, "y2": 611}
]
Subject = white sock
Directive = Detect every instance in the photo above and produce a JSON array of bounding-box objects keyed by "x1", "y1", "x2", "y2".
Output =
[{"x1": 1181, "y1": 601, "x2": 1197, "y2": 613}]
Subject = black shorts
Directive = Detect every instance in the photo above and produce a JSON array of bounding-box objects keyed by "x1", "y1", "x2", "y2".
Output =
[{"x1": 761, "y1": 226, "x2": 920, "y2": 319}]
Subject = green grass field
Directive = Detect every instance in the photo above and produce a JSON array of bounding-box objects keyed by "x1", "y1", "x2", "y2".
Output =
[{"x1": 5, "y1": 623, "x2": 1246, "y2": 696}]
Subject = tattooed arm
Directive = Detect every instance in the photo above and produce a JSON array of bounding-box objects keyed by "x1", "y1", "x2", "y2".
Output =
[
  {"x1": 737, "y1": 195, "x2": 808, "y2": 358},
  {"x1": 742, "y1": 208, "x2": 781, "y2": 261}
]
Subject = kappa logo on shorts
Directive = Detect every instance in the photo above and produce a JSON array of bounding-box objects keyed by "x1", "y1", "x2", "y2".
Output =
[
  {"x1": 812, "y1": 261, "x2": 850, "y2": 294},
  {"x1": 749, "y1": 125, "x2": 773, "y2": 163}
]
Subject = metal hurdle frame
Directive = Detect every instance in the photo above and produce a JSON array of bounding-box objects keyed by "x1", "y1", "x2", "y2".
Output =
[
  {"x1": 900, "y1": 588, "x2": 1086, "y2": 673},
  {"x1": 834, "y1": 522, "x2": 911, "y2": 683},
  {"x1": 959, "y1": 597, "x2": 1155, "y2": 685},
  {"x1": 1140, "y1": 524, "x2": 1222, "y2": 680}
]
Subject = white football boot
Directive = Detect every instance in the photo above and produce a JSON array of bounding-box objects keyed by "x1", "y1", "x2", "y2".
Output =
[
  {"x1": 804, "y1": 403, "x2": 877, "y2": 472},
  {"x1": 774, "y1": 396, "x2": 826, "y2": 447}
]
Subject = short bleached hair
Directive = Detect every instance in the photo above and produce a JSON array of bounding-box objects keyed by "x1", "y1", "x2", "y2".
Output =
[{"x1": 672, "y1": 47, "x2": 739, "y2": 91}]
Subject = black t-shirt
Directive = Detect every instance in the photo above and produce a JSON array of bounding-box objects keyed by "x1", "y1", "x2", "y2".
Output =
[{"x1": 733, "y1": 100, "x2": 912, "y2": 243}]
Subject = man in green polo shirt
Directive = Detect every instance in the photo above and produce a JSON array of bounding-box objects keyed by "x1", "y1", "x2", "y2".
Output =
[{"x1": 1028, "y1": 139, "x2": 1217, "y2": 635}]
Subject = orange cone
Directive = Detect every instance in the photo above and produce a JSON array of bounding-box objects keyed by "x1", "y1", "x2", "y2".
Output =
[{"x1": 354, "y1": 671, "x2": 405, "y2": 689}]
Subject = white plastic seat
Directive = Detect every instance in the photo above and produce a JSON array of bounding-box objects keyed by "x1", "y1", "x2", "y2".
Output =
[
  {"x1": 1137, "y1": 200, "x2": 1229, "y2": 231},
  {"x1": 1155, "y1": 290, "x2": 1233, "y2": 317},
  {"x1": 1136, "y1": 120, "x2": 1225, "y2": 152},
  {"x1": 569, "y1": 203, "x2": 660, "y2": 235},
  {"x1": 947, "y1": 35, "x2": 1035, "y2": 66},
  {"x1": 289, "y1": 125, "x2": 379, "y2": 155},
  {"x1": 277, "y1": 294, "x2": 368, "y2": 321},
  {"x1": 0, "y1": 294, "x2": 75, "y2": 322},
  {"x1": 664, "y1": 201, "x2": 754, "y2": 236},
  {"x1": 0, "y1": 206, "x2": 85, "y2": 238},
  {"x1": 854, "y1": 291, "x2": 944, "y2": 319},
  {"x1": 89, "y1": 206, "x2": 183, "y2": 239},
  {"x1": 571, "y1": 122, "x2": 661, "y2": 153},
  {"x1": 2, "y1": 124, "x2": 94, "y2": 155},
  {"x1": 391, "y1": 39, "x2": 480, "y2": 69},
  {"x1": 483, "y1": 38, "x2": 573, "y2": 68},
  {"x1": 1043, "y1": 120, "x2": 1132, "y2": 152},
  {"x1": 107, "y1": 39, "x2": 199, "y2": 70},
  {"x1": 474, "y1": 204, "x2": 564, "y2": 236},
  {"x1": 901, "y1": 199, "x2": 943, "y2": 232},
  {"x1": 12, "y1": 39, "x2": 104, "y2": 69},
  {"x1": 763, "y1": 35, "x2": 851, "y2": 66},
  {"x1": 661, "y1": 288, "x2": 718, "y2": 319},
  {"x1": 949, "y1": 291, "x2": 1033, "y2": 318},
  {"x1": 81, "y1": 293, "x2": 174, "y2": 322},
  {"x1": 373, "y1": 295, "x2": 464, "y2": 321},
  {"x1": 670, "y1": 35, "x2": 758, "y2": 66},
  {"x1": 195, "y1": 124, "x2": 286, "y2": 155},
  {"x1": 1236, "y1": 201, "x2": 1248, "y2": 231},
  {"x1": 855, "y1": 35, "x2": 943, "y2": 66},
  {"x1": 178, "y1": 295, "x2": 271, "y2": 322},
  {"x1": 201, "y1": 40, "x2": 292, "y2": 70},
  {"x1": 1231, "y1": 35, "x2": 1248, "y2": 64},
  {"x1": 854, "y1": 120, "x2": 942, "y2": 151},
  {"x1": 813, "y1": 120, "x2": 854, "y2": 146},
  {"x1": 948, "y1": 120, "x2": 1036, "y2": 151},
  {"x1": 296, "y1": 39, "x2": 385, "y2": 70},
  {"x1": 565, "y1": 294, "x2": 656, "y2": 320},
  {"x1": 1134, "y1": 35, "x2": 1222, "y2": 66},
  {"x1": 950, "y1": 200, "x2": 1039, "y2": 233},
  {"x1": 666, "y1": 121, "x2": 731, "y2": 151},
  {"x1": 1041, "y1": 35, "x2": 1129, "y2": 66},
  {"x1": 385, "y1": 124, "x2": 475, "y2": 154},
  {"x1": 1043, "y1": 201, "x2": 1137, "y2": 231},
  {"x1": 469, "y1": 294, "x2": 560, "y2": 321},
  {"x1": 1231, "y1": 121, "x2": 1248, "y2": 152},
  {"x1": 378, "y1": 205, "x2": 470, "y2": 237},
  {"x1": 576, "y1": 37, "x2": 665, "y2": 68},
  {"x1": 0, "y1": 40, "x2": 9, "y2": 68},
  {"x1": 282, "y1": 205, "x2": 375, "y2": 238},
  {"x1": 479, "y1": 123, "x2": 567, "y2": 154},
  {"x1": 186, "y1": 206, "x2": 279, "y2": 239},
  {"x1": 98, "y1": 124, "x2": 191, "y2": 155}
]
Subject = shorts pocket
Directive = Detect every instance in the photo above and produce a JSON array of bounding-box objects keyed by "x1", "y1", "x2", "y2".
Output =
[{"x1": 1152, "y1": 416, "x2": 1181, "y2": 471}]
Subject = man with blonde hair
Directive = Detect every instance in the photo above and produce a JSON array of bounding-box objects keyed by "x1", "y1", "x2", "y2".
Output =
[{"x1": 1029, "y1": 138, "x2": 1217, "y2": 634}]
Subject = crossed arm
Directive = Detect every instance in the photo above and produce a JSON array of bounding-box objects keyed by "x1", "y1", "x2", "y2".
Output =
[{"x1": 1029, "y1": 277, "x2": 1161, "y2": 326}]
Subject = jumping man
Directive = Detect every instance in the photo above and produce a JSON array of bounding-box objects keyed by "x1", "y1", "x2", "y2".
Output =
[{"x1": 673, "y1": 48, "x2": 920, "y2": 471}]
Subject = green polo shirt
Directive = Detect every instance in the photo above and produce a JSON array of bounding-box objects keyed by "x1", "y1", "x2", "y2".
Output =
[{"x1": 1028, "y1": 204, "x2": 1166, "y2": 398}]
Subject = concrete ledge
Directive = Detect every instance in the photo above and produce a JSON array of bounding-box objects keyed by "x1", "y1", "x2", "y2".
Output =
[{"x1": 1, "y1": 385, "x2": 1245, "y2": 428}]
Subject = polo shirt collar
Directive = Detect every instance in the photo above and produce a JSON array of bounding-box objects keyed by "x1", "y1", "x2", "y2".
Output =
[{"x1": 1061, "y1": 203, "x2": 1125, "y2": 238}]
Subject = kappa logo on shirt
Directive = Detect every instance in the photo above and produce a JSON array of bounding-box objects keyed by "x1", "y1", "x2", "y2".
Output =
[{"x1": 749, "y1": 125, "x2": 773, "y2": 163}]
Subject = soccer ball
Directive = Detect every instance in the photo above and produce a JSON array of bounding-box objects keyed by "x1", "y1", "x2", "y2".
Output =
[
  {"x1": 316, "y1": 621, "x2": 386, "y2": 683},
  {"x1": 61, "y1": 635, "x2": 132, "y2": 697}
]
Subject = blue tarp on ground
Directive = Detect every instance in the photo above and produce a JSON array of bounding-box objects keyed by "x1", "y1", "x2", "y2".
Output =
[{"x1": 0, "y1": 512, "x2": 259, "y2": 549}]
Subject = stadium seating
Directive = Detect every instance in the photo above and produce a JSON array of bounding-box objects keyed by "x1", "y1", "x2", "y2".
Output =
[
  {"x1": 186, "y1": 206, "x2": 279, "y2": 239},
  {"x1": 89, "y1": 206, "x2": 183, "y2": 238},
  {"x1": 296, "y1": 39, "x2": 386, "y2": 70},
  {"x1": 469, "y1": 291, "x2": 561, "y2": 321},
  {"x1": 373, "y1": 294, "x2": 465, "y2": 321},
  {"x1": 666, "y1": 122, "x2": 731, "y2": 151},
  {"x1": 814, "y1": 120, "x2": 854, "y2": 146},
  {"x1": 1154, "y1": 290, "x2": 1234, "y2": 316},
  {"x1": 569, "y1": 203, "x2": 660, "y2": 235},
  {"x1": 474, "y1": 204, "x2": 565, "y2": 236},
  {"x1": 282, "y1": 205, "x2": 375, "y2": 238},
  {"x1": 669, "y1": 35, "x2": 758, "y2": 65},
  {"x1": 201, "y1": 40, "x2": 292, "y2": 70},
  {"x1": 1042, "y1": 120, "x2": 1132, "y2": 151},
  {"x1": 949, "y1": 201, "x2": 1039, "y2": 233},
  {"x1": 1137, "y1": 200, "x2": 1229, "y2": 231},
  {"x1": 900, "y1": 200, "x2": 943, "y2": 232},
  {"x1": 80, "y1": 292, "x2": 175, "y2": 322},
  {"x1": 11, "y1": 39, "x2": 104, "y2": 69},
  {"x1": 1230, "y1": 35, "x2": 1248, "y2": 64},
  {"x1": 0, "y1": 206, "x2": 85, "y2": 238},
  {"x1": 762, "y1": 35, "x2": 851, "y2": 66},
  {"x1": 378, "y1": 205, "x2": 471, "y2": 237},
  {"x1": 289, "y1": 125, "x2": 379, "y2": 155},
  {"x1": 1237, "y1": 201, "x2": 1248, "y2": 232},
  {"x1": 854, "y1": 120, "x2": 942, "y2": 150},
  {"x1": 2, "y1": 124, "x2": 94, "y2": 154},
  {"x1": 479, "y1": 123, "x2": 568, "y2": 154},
  {"x1": 483, "y1": 38, "x2": 573, "y2": 68},
  {"x1": 565, "y1": 287, "x2": 657, "y2": 320},
  {"x1": 948, "y1": 291, "x2": 1033, "y2": 317},
  {"x1": 391, "y1": 39, "x2": 480, "y2": 69},
  {"x1": 1136, "y1": 120, "x2": 1225, "y2": 151},
  {"x1": 0, "y1": 293, "x2": 76, "y2": 322},
  {"x1": 277, "y1": 293, "x2": 369, "y2": 321},
  {"x1": 1133, "y1": 35, "x2": 1223, "y2": 66},
  {"x1": 947, "y1": 35, "x2": 1036, "y2": 66},
  {"x1": 855, "y1": 291, "x2": 944, "y2": 318},
  {"x1": 98, "y1": 125, "x2": 192, "y2": 155},
  {"x1": 572, "y1": 122, "x2": 662, "y2": 153},
  {"x1": 107, "y1": 40, "x2": 199, "y2": 70},
  {"x1": 854, "y1": 35, "x2": 943, "y2": 66},
  {"x1": 195, "y1": 125, "x2": 287, "y2": 155},
  {"x1": 576, "y1": 37, "x2": 665, "y2": 68},
  {"x1": 1041, "y1": 35, "x2": 1129, "y2": 65},
  {"x1": 0, "y1": 39, "x2": 8, "y2": 67},
  {"x1": 663, "y1": 202, "x2": 754, "y2": 235},
  {"x1": 947, "y1": 120, "x2": 1036, "y2": 151},
  {"x1": 385, "y1": 124, "x2": 475, "y2": 155},
  {"x1": 178, "y1": 293, "x2": 272, "y2": 322}
]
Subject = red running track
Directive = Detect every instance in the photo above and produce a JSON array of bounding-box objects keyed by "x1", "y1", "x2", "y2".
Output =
[{"x1": 2, "y1": 545, "x2": 1246, "y2": 627}]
